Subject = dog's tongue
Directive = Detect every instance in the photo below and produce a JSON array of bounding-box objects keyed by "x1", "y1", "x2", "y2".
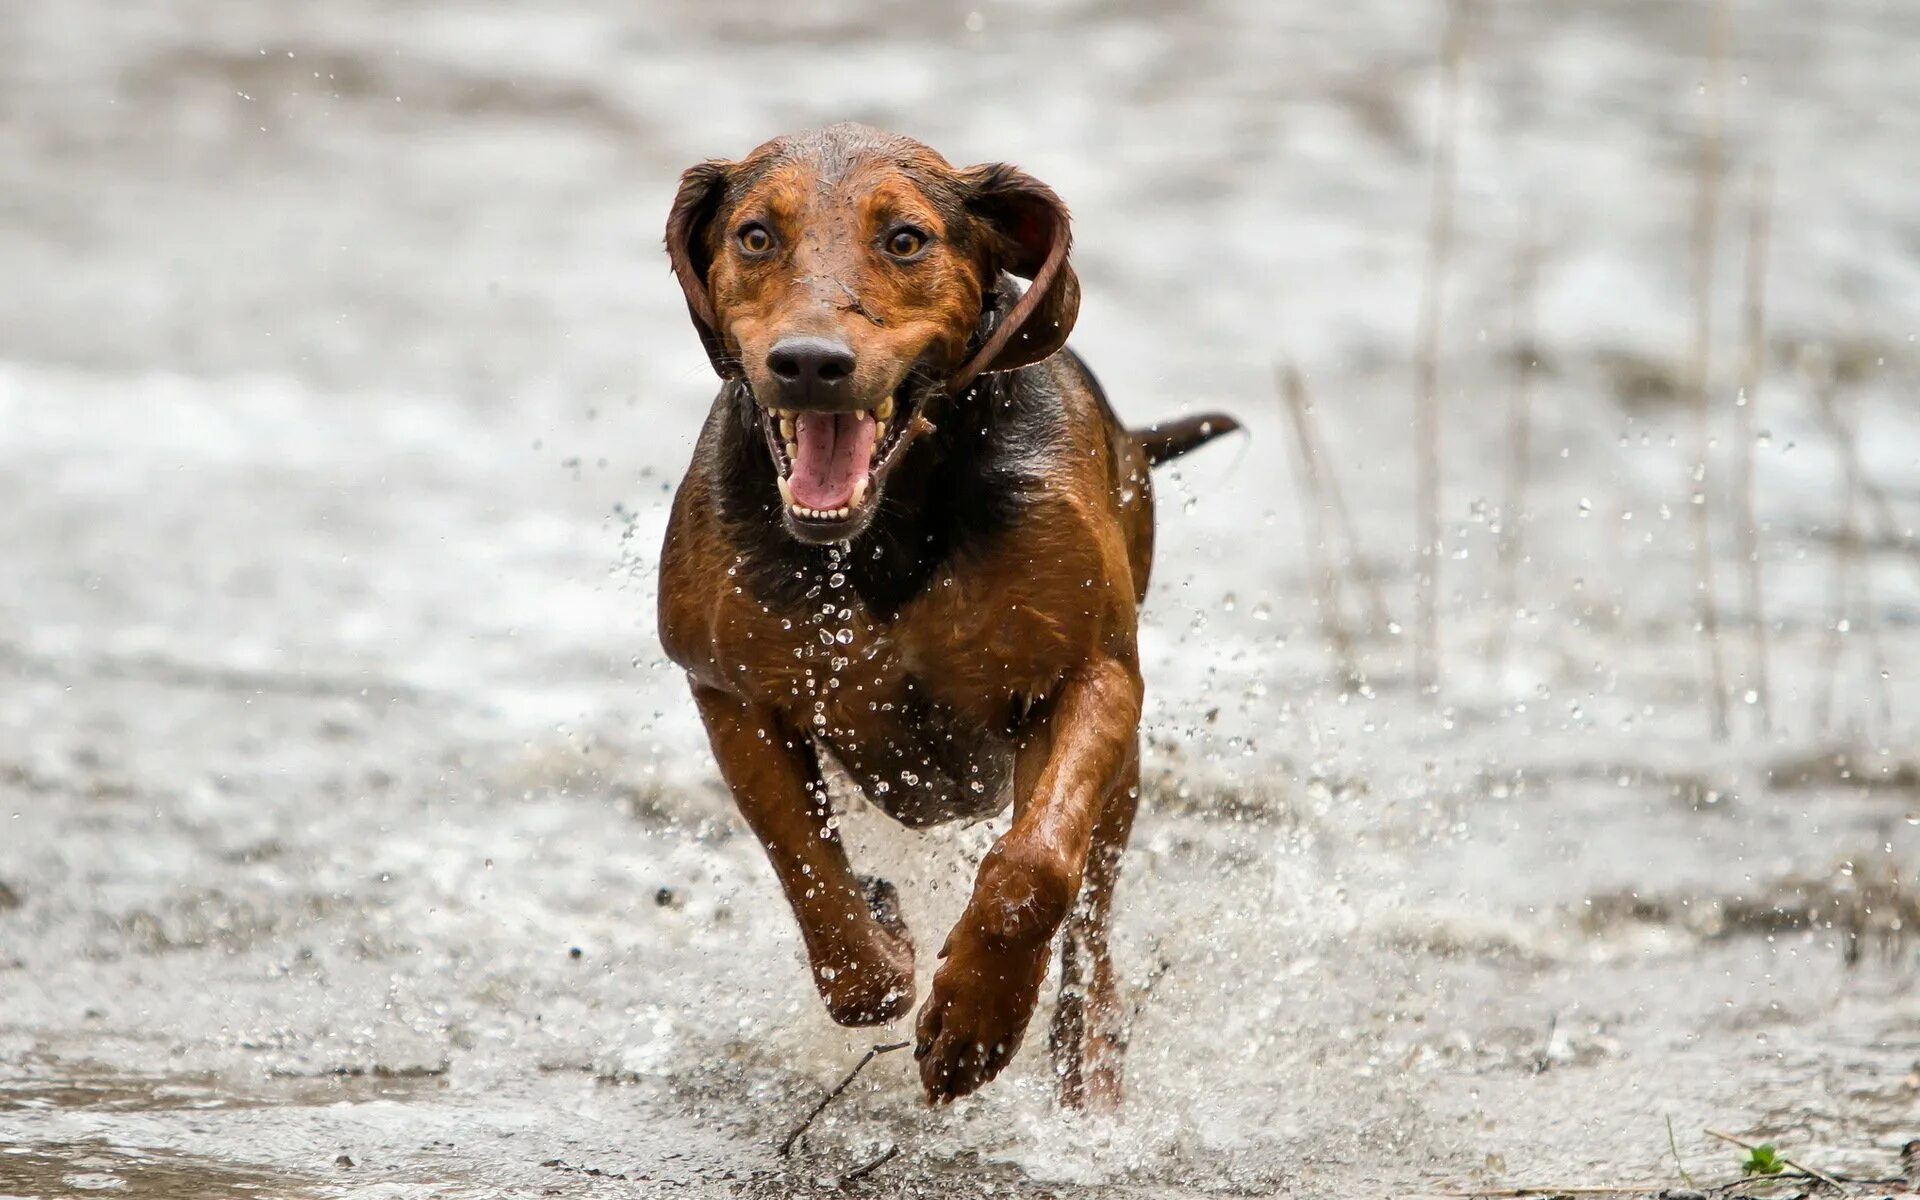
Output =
[{"x1": 788, "y1": 411, "x2": 875, "y2": 510}]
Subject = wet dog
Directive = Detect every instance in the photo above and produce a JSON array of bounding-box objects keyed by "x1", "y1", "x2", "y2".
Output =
[{"x1": 656, "y1": 123, "x2": 1237, "y2": 1107}]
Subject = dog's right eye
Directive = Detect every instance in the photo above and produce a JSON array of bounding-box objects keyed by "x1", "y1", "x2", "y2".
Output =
[{"x1": 736, "y1": 224, "x2": 775, "y2": 255}]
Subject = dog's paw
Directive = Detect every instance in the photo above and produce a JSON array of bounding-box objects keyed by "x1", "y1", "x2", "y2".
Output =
[
  {"x1": 814, "y1": 923, "x2": 916, "y2": 1027},
  {"x1": 913, "y1": 930, "x2": 1049, "y2": 1103}
]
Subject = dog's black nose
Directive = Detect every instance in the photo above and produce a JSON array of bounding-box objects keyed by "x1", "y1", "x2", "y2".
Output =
[{"x1": 766, "y1": 336, "x2": 856, "y2": 406}]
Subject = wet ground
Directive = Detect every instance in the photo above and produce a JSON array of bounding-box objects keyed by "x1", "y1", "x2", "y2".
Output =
[{"x1": 3, "y1": 1, "x2": 1919, "y2": 1197}]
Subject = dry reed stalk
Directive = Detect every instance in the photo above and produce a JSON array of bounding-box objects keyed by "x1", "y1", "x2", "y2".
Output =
[
  {"x1": 1857, "y1": 465, "x2": 1920, "y2": 591},
  {"x1": 1489, "y1": 217, "x2": 1538, "y2": 667},
  {"x1": 1701, "y1": 1128, "x2": 1848, "y2": 1194},
  {"x1": 1281, "y1": 365, "x2": 1393, "y2": 632},
  {"x1": 1280, "y1": 366, "x2": 1362, "y2": 686},
  {"x1": 1812, "y1": 372, "x2": 1893, "y2": 738},
  {"x1": 1806, "y1": 356, "x2": 1848, "y2": 734},
  {"x1": 1412, "y1": 0, "x2": 1468, "y2": 694},
  {"x1": 1732, "y1": 166, "x2": 1774, "y2": 736},
  {"x1": 1686, "y1": 0, "x2": 1734, "y2": 739}
]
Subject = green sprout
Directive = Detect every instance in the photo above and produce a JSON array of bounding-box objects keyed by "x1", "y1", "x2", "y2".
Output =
[{"x1": 1741, "y1": 1143, "x2": 1785, "y2": 1177}]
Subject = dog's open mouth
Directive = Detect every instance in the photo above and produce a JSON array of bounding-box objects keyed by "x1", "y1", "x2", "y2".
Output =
[{"x1": 761, "y1": 390, "x2": 916, "y2": 534}]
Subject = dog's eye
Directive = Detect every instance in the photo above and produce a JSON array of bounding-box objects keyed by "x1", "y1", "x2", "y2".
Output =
[
  {"x1": 736, "y1": 224, "x2": 774, "y2": 255},
  {"x1": 884, "y1": 227, "x2": 927, "y2": 259}
]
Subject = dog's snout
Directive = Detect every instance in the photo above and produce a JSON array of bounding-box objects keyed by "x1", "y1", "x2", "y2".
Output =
[{"x1": 765, "y1": 336, "x2": 856, "y2": 406}]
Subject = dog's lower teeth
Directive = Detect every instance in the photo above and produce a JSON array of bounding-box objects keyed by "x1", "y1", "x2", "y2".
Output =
[
  {"x1": 784, "y1": 502, "x2": 854, "y2": 521},
  {"x1": 777, "y1": 477, "x2": 793, "y2": 507},
  {"x1": 850, "y1": 476, "x2": 868, "y2": 507},
  {"x1": 872, "y1": 419, "x2": 887, "y2": 447},
  {"x1": 784, "y1": 440, "x2": 799, "y2": 461},
  {"x1": 779, "y1": 417, "x2": 796, "y2": 440}
]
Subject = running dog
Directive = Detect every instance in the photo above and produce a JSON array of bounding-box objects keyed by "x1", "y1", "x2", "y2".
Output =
[{"x1": 657, "y1": 123, "x2": 1237, "y2": 1107}]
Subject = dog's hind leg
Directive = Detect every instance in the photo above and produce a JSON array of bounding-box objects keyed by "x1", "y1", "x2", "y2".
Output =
[
  {"x1": 856, "y1": 874, "x2": 910, "y2": 944},
  {"x1": 1048, "y1": 739, "x2": 1140, "y2": 1111}
]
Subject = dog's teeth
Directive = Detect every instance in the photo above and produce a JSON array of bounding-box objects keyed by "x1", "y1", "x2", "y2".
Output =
[
  {"x1": 875, "y1": 397, "x2": 894, "y2": 421},
  {"x1": 872, "y1": 419, "x2": 887, "y2": 446},
  {"x1": 784, "y1": 440, "x2": 799, "y2": 461},
  {"x1": 780, "y1": 417, "x2": 796, "y2": 440},
  {"x1": 777, "y1": 477, "x2": 793, "y2": 507},
  {"x1": 850, "y1": 476, "x2": 868, "y2": 508},
  {"x1": 780, "y1": 499, "x2": 857, "y2": 521}
]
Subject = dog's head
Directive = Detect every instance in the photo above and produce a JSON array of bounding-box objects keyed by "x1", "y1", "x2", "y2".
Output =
[{"x1": 666, "y1": 123, "x2": 1079, "y2": 545}]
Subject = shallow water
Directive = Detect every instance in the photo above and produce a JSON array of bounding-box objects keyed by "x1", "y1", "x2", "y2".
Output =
[{"x1": 3, "y1": 1, "x2": 1919, "y2": 1197}]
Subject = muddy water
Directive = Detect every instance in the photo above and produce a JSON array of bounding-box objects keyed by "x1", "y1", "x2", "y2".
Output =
[{"x1": 4, "y1": 1, "x2": 1920, "y2": 1197}]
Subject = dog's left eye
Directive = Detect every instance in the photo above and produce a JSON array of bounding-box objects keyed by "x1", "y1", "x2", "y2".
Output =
[{"x1": 884, "y1": 227, "x2": 927, "y2": 259}]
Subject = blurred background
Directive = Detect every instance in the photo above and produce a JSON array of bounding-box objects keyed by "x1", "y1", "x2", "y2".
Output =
[{"x1": 2, "y1": 2, "x2": 1917, "y2": 1197}]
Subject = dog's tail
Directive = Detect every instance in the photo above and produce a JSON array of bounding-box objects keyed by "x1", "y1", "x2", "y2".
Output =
[{"x1": 1133, "y1": 413, "x2": 1242, "y2": 467}]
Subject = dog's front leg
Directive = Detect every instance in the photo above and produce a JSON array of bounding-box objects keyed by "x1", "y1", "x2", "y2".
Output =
[
  {"x1": 692, "y1": 684, "x2": 915, "y2": 1025},
  {"x1": 913, "y1": 657, "x2": 1142, "y2": 1102}
]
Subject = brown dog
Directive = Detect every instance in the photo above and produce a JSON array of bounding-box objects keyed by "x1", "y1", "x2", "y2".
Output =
[{"x1": 657, "y1": 123, "x2": 1237, "y2": 1108}]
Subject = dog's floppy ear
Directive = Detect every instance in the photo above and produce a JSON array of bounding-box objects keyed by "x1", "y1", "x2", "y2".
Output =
[
  {"x1": 665, "y1": 159, "x2": 737, "y2": 379},
  {"x1": 950, "y1": 163, "x2": 1081, "y2": 393}
]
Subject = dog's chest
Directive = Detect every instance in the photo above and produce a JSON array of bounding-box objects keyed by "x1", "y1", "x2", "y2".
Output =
[
  {"x1": 713, "y1": 578, "x2": 1043, "y2": 827},
  {"x1": 819, "y1": 683, "x2": 1016, "y2": 828}
]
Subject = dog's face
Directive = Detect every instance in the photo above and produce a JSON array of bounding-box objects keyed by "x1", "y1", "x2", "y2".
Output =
[{"x1": 666, "y1": 123, "x2": 1079, "y2": 544}]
